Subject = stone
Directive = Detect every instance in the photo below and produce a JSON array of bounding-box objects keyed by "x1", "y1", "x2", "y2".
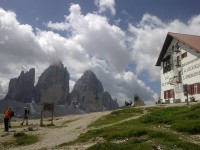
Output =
[
  {"x1": 4, "y1": 68, "x2": 35, "y2": 103},
  {"x1": 34, "y1": 62, "x2": 69, "y2": 105},
  {"x1": 133, "y1": 94, "x2": 145, "y2": 106}
]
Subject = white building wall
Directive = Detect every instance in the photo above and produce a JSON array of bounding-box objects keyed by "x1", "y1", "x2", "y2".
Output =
[{"x1": 160, "y1": 38, "x2": 200, "y2": 103}]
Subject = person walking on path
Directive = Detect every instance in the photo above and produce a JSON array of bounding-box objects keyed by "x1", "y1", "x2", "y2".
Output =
[
  {"x1": 21, "y1": 107, "x2": 29, "y2": 125},
  {"x1": 4, "y1": 107, "x2": 11, "y2": 132},
  {"x1": 8, "y1": 108, "x2": 14, "y2": 128}
]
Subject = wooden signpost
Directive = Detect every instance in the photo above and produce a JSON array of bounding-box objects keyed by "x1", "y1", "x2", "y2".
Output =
[
  {"x1": 40, "y1": 102, "x2": 54, "y2": 126},
  {"x1": 183, "y1": 84, "x2": 189, "y2": 107}
]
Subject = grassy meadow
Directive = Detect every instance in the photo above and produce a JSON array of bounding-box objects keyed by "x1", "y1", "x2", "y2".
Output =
[{"x1": 57, "y1": 104, "x2": 200, "y2": 150}]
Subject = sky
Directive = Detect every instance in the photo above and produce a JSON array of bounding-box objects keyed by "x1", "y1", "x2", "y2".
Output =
[{"x1": 0, "y1": 0, "x2": 200, "y2": 106}]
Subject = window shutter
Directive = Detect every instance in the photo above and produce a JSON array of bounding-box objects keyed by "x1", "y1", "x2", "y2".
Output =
[
  {"x1": 198, "y1": 83, "x2": 200, "y2": 94},
  {"x1": 178, "y1": 71, "x2": 182, "y2": 83},
  {"x1": 177, "y1": 56, "x2": 180, "y2": 66},
  {"x1": 181, "y1": 53, "x2": 184, "y2": 59},
  {"x1": 187, "y1": 84, "x2": 191, "y2": 94},
  {"x1": 171, "y1": 89, "x2": 174, "y2": 98},
  {"x1": 164, "y1": 91, "x2": 166, "y2": 99},
  {"x1": 191, "y1": 84, "x2": 194, "y2": 95},
  {"x1": 185, "y1": 52, "x2": 187, "y2": 57},
  {"x1": 168, "y1": 90, "x2": 171, "y2": 98}
]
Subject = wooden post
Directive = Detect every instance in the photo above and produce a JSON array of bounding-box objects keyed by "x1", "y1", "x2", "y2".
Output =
[
  {"x1": 186, "y1": 91, "x2": 189, "y2": 107},
  {"x1": 41, "y1": 102, "x2": 54, "y2": 126},
  {"x1": 40, "y1": 110, "x2": 43, "y2": 126},
  {"x1": 183, "y1": 84, "x2": 189, "y2": 107},
  {"x1": 51, "y1": 108, "x2": 53, "y2": 125}
]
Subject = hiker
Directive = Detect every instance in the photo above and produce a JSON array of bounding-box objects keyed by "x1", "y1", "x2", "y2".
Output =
[
  {"x1": 21, "y1": 107, "x2": 29, "y2": 125},
  {"x1": 125, "y1": 101, "x2": 132, "y2": 107},
  {"x1": 8, "y1": 108, "x2": 14, "y2": 128},
  {"x1": 4, "y1": 107, "x2": 11, "y2": 132}
]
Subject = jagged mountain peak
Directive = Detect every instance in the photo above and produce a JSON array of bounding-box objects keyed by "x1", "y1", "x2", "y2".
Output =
[
  {"x1": 4, "y1": 68, "x2": 35, "y2": 103},
  {"x1": 70, "y1": 70, "x2": 118, "y2": 112},
  {"x1": 50, "y1": 60, "x2": 64, "y2": 68},
  {"x1": 34, "y1": 62, "x2": 69, "y2": 104}
]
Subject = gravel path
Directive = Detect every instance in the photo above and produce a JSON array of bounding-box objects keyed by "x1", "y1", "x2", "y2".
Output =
[{"x1": 0, "y1": 111, "x2": 111, "y2": 150}]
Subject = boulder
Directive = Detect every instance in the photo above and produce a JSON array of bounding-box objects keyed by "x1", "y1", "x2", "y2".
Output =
[
  {"x1": 4, "y1": 68, "x2": 35, "y2": 103},
  {"x1": 133, "y1": 94, "x2": 145, "y2": 106},
  {"x1": 34, "y1": 62, "x2": 69, "y2": 105}
]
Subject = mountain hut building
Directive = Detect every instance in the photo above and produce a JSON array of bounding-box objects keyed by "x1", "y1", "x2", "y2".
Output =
[{"x1": 156, "y1": 32, "x2": 200, "y2": 103}]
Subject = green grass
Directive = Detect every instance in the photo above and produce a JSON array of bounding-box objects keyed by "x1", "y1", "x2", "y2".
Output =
[
  {"x1": 140, "y1": 104, "x2": 200, "y2": 134},
  {"x1": 89, "y1": 107, "x2": 143, "y2": 127},
  {"x1": 15, "y1": 134, "x2": 39, "y2": 146},
  {"x1": 87, "y1": 142, "x2": 153, "y2": 150},
  {"x1": 1, "y1": 132, "x2": 39, "y2": 148},
  {"x1": 57, "y1": 104, "x2": 200, "y2": 150}
]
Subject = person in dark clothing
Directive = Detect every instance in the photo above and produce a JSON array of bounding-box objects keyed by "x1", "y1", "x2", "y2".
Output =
[
  {"x1": 4, "y1": 107, "x2": 11, "y2": 132},
  {"x1": 21, "y1": 107, "x2": 29, "y2": 125}
]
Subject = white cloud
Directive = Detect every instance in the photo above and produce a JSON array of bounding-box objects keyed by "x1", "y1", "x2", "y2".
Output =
[
  {"x1": 0, "y1": 5, "x2": 158, "y2": 105},
  {"x1": 47, "y1": 21, "x2": 69, "y2": 31},
  {"x1": 3, "y1": 5, "x2": 200, "y2": 105},
  {"x1": 128, "y1": 13, "x2": 200, "y2": 81},
  {"x1": 47, "y1": 4, "x2": 130, "y2": 72},
  {"x1": 95, "y1": 0, "x2": 116, "y2": 15},
  {"x1": 93, "y1": 69, "x2": 158, "y2": 106}
]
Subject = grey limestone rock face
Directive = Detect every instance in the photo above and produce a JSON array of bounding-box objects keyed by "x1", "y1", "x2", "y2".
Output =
[
  {"x1": 34, "y1": 62, "x2": 69, "y2": 105},
  {"x1": 4, "y1": 68, "x2": 35, "y2": 103},
  {"x1": 102, "y1": 91, "x2": 119, "y2": 110},
  {"x1": 70, "y1": 70, "x2": 104, "y2": 112},
  {"x1": 3, "y1": 64, "x2": 118, "y2": 115},
  {"x1": 70, "y1": 70, "x2": 118, "y2": 112}
]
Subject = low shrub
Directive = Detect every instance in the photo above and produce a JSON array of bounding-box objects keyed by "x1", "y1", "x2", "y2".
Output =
[
  {"x1": 14, "y1": 131, "x2": 25, "y2": 137},
  {"x1": 172, "y1": 120, "x2": 200, "y2": 134},
  {"x1": 87, "y1": 142, "x2": 153, "y2": 150},
  {"x1": 15, "y1": 134, "x2": 39, "y2": 146}
]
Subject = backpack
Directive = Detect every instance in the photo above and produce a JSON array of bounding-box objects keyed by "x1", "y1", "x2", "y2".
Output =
[{"x1": 11, "y1": 111, "x2": 14, "y2": 117}]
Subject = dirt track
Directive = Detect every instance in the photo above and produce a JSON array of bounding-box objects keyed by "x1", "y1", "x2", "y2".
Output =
[{"x1": 0, "y1": 111, "x2": 111, "y2": 150}]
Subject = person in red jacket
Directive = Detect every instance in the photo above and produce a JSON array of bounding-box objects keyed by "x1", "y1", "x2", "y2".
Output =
[{"x1": 4, "y1": 107, "x2": 11, "y2": 132}]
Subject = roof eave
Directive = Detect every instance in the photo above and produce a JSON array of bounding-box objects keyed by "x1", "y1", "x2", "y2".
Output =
[{"x1": 155, "y1": 33, "x2": 173, "y2": 66}]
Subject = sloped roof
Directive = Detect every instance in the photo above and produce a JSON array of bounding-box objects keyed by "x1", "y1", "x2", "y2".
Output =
[{"x1": 156, "y1": 32, "x2": 200, "y2": 66}]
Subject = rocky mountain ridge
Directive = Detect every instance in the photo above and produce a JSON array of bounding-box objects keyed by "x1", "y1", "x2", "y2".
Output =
[
  {"x1": 4, "y1": 68, "x2": 35, "y2": 103},
  {"x1": 34, "y1": 62, "x2": 70, "y2": 105},
  {"x1": 1, "y1": 62, "x2": 118, "y2": 117}
]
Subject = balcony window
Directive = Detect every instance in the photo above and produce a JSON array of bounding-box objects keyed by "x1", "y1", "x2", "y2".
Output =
[{"x1": 162, "y1": 55, "x2": 171, "y2": 73}]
